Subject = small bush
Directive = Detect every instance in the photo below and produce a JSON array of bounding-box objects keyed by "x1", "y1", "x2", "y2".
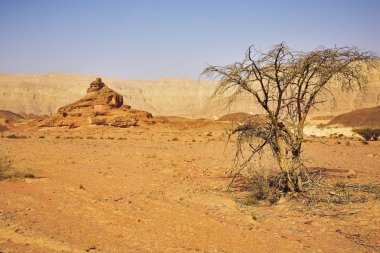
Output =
[
  {"x1": 373, "y1": 129, "x2": 380, "y2": 141},
  {"x1": 353, "y1": 128, "x2": 380, "y2": 141},
  {"x1": 6, "y1": 134, "x2": 27, "y2": 139},
  {"x1": 242, "y1": 170, "x2": 285, "y2": 204},
  {"x1": 39, "y1": 135, "x2": 45, "y2": 139},
  {"x1": 0, "y1": 155, "x2": 13, "y2": 179},
  {"x1": 0, "y1": 155, "x2": 35, "y2": 180},
  {"x1": 172, "y1": 137, "x2": 179, "y2": 141},
  {"x1": 64, "y1": 136, "x2": 83, "y2": 140}
]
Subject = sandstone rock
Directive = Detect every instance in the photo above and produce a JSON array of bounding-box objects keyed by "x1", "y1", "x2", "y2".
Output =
[
  {"x1": 109, "y1": 115, "x2": 137, "y2": 128},
  {"x1": 87, "y1": 77, "x2": 105, "y2": 92},
  {"x1": 39, "y1": 78, "x2": 153, "y2": 128}
]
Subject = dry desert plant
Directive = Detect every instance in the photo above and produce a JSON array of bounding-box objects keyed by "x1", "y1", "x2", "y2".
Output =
[
  {"x1": 0, "y1": 154, "x2": 13, "y2": 179},
  {"x1": 353, "y1": 128, "x2": 380, "y2": 141},
  {"x1": 0, "y1": 154, "x2": 34, "y2": 180},
  {"x1": 203, "y1": 42, "x2": 377, "y2": 193}
]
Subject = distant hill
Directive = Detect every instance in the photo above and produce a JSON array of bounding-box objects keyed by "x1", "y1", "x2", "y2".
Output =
[
  {"x1": 327, "y1": 106, "x2": 380, "y2": 127},
  {"x1": 217, "y1": 112, "x2": 252, "y2": 122},
  {"x1": 0, "y1": 65, "x2": 379, "y2": 118},
  {"x1": 0, "y1": 110, "x2": 24, "y2": 123}
]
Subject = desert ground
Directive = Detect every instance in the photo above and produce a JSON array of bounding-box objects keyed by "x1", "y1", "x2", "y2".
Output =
[{"x1": 0, "y1": 119, "x2": 379, "y2": 253}]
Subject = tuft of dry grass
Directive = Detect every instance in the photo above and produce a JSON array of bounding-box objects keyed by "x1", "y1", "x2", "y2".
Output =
[
  {"x1": 0, "y1": 155, "x2": 13, "y2": 179},
  {"x1": 232, "y1": 167, "x2": 380, "y2": 206},
  {"x1": 0, "y1": 154, "x2": 35, "y2": 180}
]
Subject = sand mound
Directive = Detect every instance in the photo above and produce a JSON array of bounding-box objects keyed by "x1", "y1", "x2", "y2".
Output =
[
  {"x1": 18, "y1": 112, "x2": 49, "y2": 120},
  {"x1": 310, "y1": 115, "x2": 335, "y2": 121},
  {"x1": 327, "y1": 106, "x2": 380, "y2": 128},
  {"x1": 217, "y1": 112, "x2": 252, "y2": 122},
  {"x1": 39, "y1": 78, "x2": 154, "y2": 128}
]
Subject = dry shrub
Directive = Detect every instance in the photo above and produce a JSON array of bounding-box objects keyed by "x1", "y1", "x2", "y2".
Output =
[
  {"x1": 374, "y1": 128, "x2": 380, "y2": 140},
  {"x1": 0, "y1": 154, "x2": 35, "y2": 180},
  {"x1": 0, "y1": 155, "x2": 13, "y2": 179},
  {"x1": 6, "y1": 134, "x2": 27, "y2": 139},
  {"x1": 303, "y1": 181, "x2": 380, "y2": 205},
  {"x1": 353, "y1": 128, "x2": 380, "y2": 141},
  {"x1": 245, "y1": 170, "x2": 284, "y2": 204},
  {"x1": 236, "y1": 167, "x2": 380, "y2": 206},
  {"x1": 297, "y1": 167, "x2": 380, "y2": 204},
  {"x1": 232, "y1": 168, "x2": 290, "y2": 205}
]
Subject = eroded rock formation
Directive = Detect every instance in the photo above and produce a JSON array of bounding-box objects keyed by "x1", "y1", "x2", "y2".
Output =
[{"x1": 39, "y1": 78, "x2": 153, "y2": 128}]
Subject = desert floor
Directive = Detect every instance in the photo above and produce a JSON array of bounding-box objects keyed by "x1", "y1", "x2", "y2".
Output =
[{"x1": 0, "y1": 121, "x2": 379, "y2": 253}]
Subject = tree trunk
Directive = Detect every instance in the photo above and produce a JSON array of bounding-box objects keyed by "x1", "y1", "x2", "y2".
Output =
[
  {"x1": 291, "y1": 142, "x2": 303, "y2": 192},
  {"x1": 277, "y1": 137, "x2": 295, "y2": 192}
]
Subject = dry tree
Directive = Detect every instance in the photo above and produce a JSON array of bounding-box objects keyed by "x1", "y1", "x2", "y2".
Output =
[{"x1": 202, "y1": 42, "x2": 377, "y2": 193}]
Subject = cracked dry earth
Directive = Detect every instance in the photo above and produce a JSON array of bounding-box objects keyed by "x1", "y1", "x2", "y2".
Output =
[{"x1": 0, "y1": 124, "x2": 379, "y2": 252}]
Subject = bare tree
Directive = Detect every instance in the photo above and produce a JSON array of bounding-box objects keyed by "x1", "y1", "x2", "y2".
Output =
[{"x1": 202, "y1": 43, "x2": 377, "y2": 192}]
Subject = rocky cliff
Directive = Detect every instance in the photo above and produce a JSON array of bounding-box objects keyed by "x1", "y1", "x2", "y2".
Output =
[{"x1": 0, "y1": 65, "x2": 379, "y2": 118}]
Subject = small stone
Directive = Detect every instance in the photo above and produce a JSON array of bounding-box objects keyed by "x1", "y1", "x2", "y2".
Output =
[
  {"x1": 85, "y1": 245, "x2": 96, "y2": 252},
  {"x1": 347, "y1": 169, "x2": 357, "y2": 178}
]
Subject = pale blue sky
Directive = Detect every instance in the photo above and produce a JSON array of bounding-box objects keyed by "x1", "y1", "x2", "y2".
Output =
[{"x1": 0, "y1": 0, "x2": 379, "y2": 79}]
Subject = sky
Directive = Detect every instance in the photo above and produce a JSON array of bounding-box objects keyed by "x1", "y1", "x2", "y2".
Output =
[{"x1": 0, "y1": 0, "x2": 379, "y2": 79}]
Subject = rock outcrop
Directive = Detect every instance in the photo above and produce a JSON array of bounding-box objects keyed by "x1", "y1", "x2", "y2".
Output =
[{"x1": 39, "y1": 78, "x2": 153, "y2": 128}]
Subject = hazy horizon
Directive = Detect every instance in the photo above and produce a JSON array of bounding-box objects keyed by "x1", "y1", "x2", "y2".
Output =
[{"x1": 1, "y1": 0, "x2": 379, "y2": 79}]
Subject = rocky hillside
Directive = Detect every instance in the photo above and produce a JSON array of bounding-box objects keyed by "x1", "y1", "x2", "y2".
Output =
[
  {"x1": 327, "y1": 106, "x2": 380, "y2": 127},
  {"x1": 0, "y1": 65, "x2": 379, "y2": 118},
  {"x1": 0, "y1": 110, "x2": 24, "y2": 123}
]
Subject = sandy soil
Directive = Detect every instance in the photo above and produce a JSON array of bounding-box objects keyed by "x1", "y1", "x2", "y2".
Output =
[{"x1": 0, "y1": 122, "x2": 379, "y2": 252}]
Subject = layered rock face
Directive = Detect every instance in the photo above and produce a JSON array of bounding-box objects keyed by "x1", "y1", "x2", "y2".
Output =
[
  {"x1": 39, "y1": 78, "x2": 153, "y2": 128},
  {"x1": 0, "y1": 62, "x2": 379, "y2": 118}
]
